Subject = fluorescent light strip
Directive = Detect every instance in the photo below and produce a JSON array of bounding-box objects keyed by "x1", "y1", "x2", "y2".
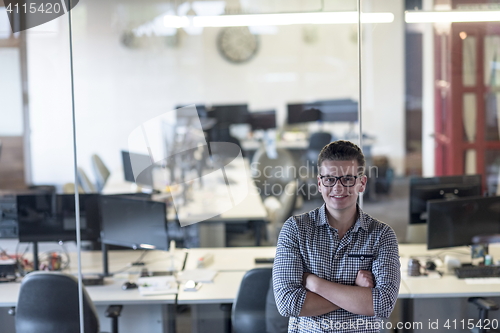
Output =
[
  {"x1": 164, "y1": 12, "x2": 394, "y2": 28},
  {"x1": 405, "y1": 11, "x2": 500, "y2": 23}
]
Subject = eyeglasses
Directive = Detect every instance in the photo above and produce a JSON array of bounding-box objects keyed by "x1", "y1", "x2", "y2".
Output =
[{"x1": 318, "y1": 175, "x2": 358, "y2": 187}]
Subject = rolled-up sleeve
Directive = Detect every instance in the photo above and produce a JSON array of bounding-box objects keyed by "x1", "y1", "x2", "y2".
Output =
[
  {"x1": 272, "y1": 217, "x2": 307, "y2": 317},
  {"x1": 371, "y1": 226, "x2": 401, "y2": 318}
]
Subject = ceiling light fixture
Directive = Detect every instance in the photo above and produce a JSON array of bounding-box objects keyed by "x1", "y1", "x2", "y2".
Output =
[
  {"x1": 164, "y1": 12, "x2": 394, "y2": 28},
  {"x1": 405, "y1": 10, "x2": 500, "y2": 23}
]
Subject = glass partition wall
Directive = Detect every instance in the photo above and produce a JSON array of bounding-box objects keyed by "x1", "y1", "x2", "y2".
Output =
[
  {"x1": 0, "y1": 3, "x2": 80, "y2": 331},
  {"x1": 2, "y1": 0, "x2": 500, "y2": 332}
]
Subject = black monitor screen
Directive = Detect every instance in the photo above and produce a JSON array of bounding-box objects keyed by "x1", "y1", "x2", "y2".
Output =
[
  {"x1": 121, "y1": 150, "x2": 154, "y2": 188},
  {"x1": 409, "y1": 175, "x2": 482, "y2": 224},
  {"x1": 427, "y1": 196, "x2": 500, "y2": 249},
  {"x1": 287, "y1": 104, "x2": 321, "y2": 124},
  {"x1": 248, "y1": 110, "x2": 276, "y2": 130},
  {"x1": 17, "y1": 194, "x2": 101, "y2": 243},
  {"x1": 209, "y1": 104, "x2": 249, "y2": 126},
  {"x1": 316, "y1": 99, "x2": 358, "y2": 122},
  {"x1": 100, "y1": 196, "x2": 168, "y2": 250}
]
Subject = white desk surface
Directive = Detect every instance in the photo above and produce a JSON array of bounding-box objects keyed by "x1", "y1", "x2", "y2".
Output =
[
  {"x1": 0, "y1": 250, "x2": 186, "y2": 307},
  {"x1": 170, "y1": 158, "x2": 267, "y2": 224},
  {"x1": 102, "y1": 160, "x2": 268, "y2": 223},
  {"x1": 185, "y1": 247, "x2": 276, "y2": 271},
  {"x1": 177, "y1": 271, "x2": 246, "y2": 304},
  {"x1": 399, "y1": 243, "x2": 500, "y2": 298}
]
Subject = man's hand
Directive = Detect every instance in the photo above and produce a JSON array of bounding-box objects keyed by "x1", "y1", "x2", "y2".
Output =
[{"x1": 355, "y1": 270, "x2": 374, "y2": 288}]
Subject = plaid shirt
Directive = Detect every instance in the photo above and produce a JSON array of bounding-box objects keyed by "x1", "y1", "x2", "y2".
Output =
[{"x1": 273, "y1": 204, "x2": 400, "y2": 333}]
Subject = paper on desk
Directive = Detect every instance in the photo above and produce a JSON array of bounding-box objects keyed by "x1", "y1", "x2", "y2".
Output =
[
  {"x1": 177, "y1": 269, "x2": 217, "y2": 283},
  {"x1": 465, "y1": 278, "x2": 500, "y2": 284},
  {"x1": 138, "y1": 276, "x2": 178, "y2": 296}
]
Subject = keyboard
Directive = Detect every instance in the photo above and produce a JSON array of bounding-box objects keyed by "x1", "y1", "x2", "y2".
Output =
[{"x1": 455, "y1": 265, "x2": 500, "y2": 279}]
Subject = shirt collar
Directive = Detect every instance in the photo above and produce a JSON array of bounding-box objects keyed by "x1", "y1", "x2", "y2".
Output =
[{"x1": 318, "y1": 204, "x2": 370, "y2": 232}]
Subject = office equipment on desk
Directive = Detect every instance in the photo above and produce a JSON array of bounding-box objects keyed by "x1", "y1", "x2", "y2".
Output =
[
  {"x1": 409, "y1": 174, "x2": 482, "y2": 224},
  {"x1": 121, "y1": 150, "x2": 155, "y2": 189},
  {"x1": 287, "y1": 99, "x2": 358, "y2": 124},
  {"x1": 315, "y1": 99, "x2": 358, "y2": 122},
  {"x1": 137, "y1": 275, "x2": 177, "y2": 296},
  {"x1": 16, "y1": 193, "x2": 101, "y2": 271},
  {"x1": 183, "y1": 280, "x2": 202, "y2": 292},
  {"x1": 247, "y1": 110, "x2": 276, "y2": 130},
  {"x1": 100, "y1": 195, "x2": 168, "y2": 276},
  {"x1": 196, "y1": 253, "x2": 214, "y2": 268},
  {"x1": 455, "y1": 265, "x2": 500, "y2": 279},
  {"x1": 427, "y1": 195, "x2": 500, "y2": 250},
  {"x1": 287, "y1": 103, "x2": 321, "y2": 124},
  {"x1": 13, "y1": 271, "x2": 122, "y2": 333}
]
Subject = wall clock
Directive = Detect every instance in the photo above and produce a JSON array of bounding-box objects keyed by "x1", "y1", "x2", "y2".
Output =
[{"x1": 217, "y1": 26, "x2": 259, "y2": 64}]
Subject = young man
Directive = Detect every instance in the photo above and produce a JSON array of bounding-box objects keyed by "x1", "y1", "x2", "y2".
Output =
[{"x1": 273, "y1": 140, "x2": 400, "y2": 332}]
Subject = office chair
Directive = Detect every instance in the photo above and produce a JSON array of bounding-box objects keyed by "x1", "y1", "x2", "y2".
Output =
[
  {"x1": 304, "y1": 132, "x2": 332, "y2": 172},
  {"x1": 232, "y1": 267, "x2": 273, "y2": 333},
  {"x1": 468, "y1": 297, "x2": 499, "y2": 333},
  {"x1": 301, "y1": 132, "x2": 332, "y2": 199},
  {"x1": 91, "y1": 154, "x2": 110, "y2": 192},
  {"x1": 251, "y1": 147, "x2": 296, "y2": 197},
  {"x1": 77, "y1": 167, "x2": 97, "y2": 193},
  {"x1": 264, "y1": 180, "x2": 298, "y2": 245},
  {"x1": 13, "y1": 271, "x2": 122, "y2": 333}
]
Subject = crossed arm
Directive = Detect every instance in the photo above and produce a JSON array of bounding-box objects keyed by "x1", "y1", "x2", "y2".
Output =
[{"x1": 299, "y1": 270, "x2": 375, "y2": 317}]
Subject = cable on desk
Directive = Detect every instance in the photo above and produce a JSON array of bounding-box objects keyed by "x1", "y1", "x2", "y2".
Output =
[
  {"x1": 110, "y1": 250, "x2": 149, "y2": 275},
  {"x1": 181, "y1": 251, "x2": 188, "y2": 271}
]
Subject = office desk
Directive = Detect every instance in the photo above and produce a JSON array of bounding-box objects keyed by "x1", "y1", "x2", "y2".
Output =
[
  {"x1": 398, "y1": 243, "x2": 500, "y2": 332},
  {"x1": 102, "y1": 159, "x2": 268, "y2": 247},
  {"x1": 184, "y1": 247, "x2": 276, "y2": 271},
  {"x1": 0, "y1": 249, "x2": 186, "y2": 333}
]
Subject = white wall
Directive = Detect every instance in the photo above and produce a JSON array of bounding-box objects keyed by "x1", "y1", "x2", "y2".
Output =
[
  {"x1": 0, "y1": 48, "x2": 23, "y2": 136},
  {"x1": 361, "y1": 0, "x2": 405, "y2": 174},
  {"x1": 27, "y1": 0, "x2": 405, "y2": 186}
]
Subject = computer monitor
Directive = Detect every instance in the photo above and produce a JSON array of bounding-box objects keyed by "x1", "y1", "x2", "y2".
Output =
[
  {"x1": 409, "y1": 175, "x2": 482, "y2": 224},
  {"x1": 17, "y1": 194, "x2": 101, "y2": 243},
  {"x1": 427, "y1": 195, "x2": 500, "y2": 249},
  {"x1": 287, "y1": 103, "x2": 322, "y2": 124},
  {"x1": 316, "y1": 99, "x2": 358, "y2": 122},
  {"x1": 121, "y1": 150, "x2": 154, "y2": 188},
  {"x1": 100, "y1": 196, "x2": 168, "y2": 250},
  {"x1": 247, "y1": 110, "x2": 276, "y2": 130},
  {"x1": 208, "y1": 104, "x2": 249, "y2": 126}
]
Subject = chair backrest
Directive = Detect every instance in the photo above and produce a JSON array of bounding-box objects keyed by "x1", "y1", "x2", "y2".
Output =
[
  {"x1": 251, "y1": 147, "x2": 296, "y2": 194},
  {"x1": 77, "y1": 167, "x2": 97, "y2": 193},
  {"x1": 16, "y1": 271, "x2": 100, "y2": 333},
  {"x1": 91, "y1": 154, "x2": 110, "y2": 192},
  {"x1": 278, "y1": 180, "x2": 298, "y2": 223},
  {"x1": 308, "y1": 132, "x2": 332, "y2": 151},
  {"x1": 232, "y1": 268, "x2": 273, "y2": 333}
]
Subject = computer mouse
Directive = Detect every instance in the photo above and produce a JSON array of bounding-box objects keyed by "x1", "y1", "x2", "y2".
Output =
[
  {"x1": 425, "y1": 260, "x2": 437, "y2": 271},
  {"x1": 122, "y1": 282, "x2": 138, "y2": 290}
]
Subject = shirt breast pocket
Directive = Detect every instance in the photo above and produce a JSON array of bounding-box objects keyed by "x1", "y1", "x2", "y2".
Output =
[{"x1": 347, "y1": 253, "x2": 374, "y2": 271}]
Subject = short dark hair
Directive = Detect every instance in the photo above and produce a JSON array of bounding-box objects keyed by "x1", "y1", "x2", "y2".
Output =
[{"x1": 317, "y1": 140, "x2": 366, "y2": 174}]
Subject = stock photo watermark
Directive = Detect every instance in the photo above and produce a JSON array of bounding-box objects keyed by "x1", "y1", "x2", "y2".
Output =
[{"x1": 4, "y1": 0, "x2": 79, "y2": 33}]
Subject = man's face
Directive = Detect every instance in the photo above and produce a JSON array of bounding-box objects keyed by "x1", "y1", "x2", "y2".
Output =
[{"x1": 317, "y1": 159, "x2": 367, "y2": 214}]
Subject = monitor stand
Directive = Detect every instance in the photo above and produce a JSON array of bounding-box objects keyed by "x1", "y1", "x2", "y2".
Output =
[
  {"x1": 405, "y1": 224, "x2": 427, "y2": 243},
  {"x1": 32, "y1": 241, "x2": 39, "y2": 271}
]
